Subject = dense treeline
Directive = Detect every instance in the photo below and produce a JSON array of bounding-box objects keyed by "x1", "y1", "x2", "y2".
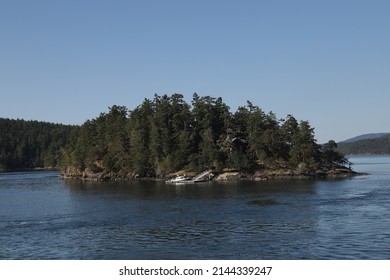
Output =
[
  {"x1": 337, "y1": 135, "x2": 390, "y2": 155},
  {"x1": 0, "y1": 118, "x2": 77, "y2": 170},
  {"x1": 62, "y1": 93, "x2": 347, "y2": 177}
]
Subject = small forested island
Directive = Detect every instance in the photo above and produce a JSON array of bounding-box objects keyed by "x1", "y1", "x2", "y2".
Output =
[{"x1": 59, "y1": 93, "x2": 358, "y2": 181}]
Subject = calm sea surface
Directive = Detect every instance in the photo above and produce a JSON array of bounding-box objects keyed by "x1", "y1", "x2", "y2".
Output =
[{"x1": 1, "y1": 156, "x2": 390, "y2": 260}]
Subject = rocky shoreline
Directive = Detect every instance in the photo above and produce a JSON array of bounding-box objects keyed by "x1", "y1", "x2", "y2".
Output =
[{"x1": 60, "y1": 166, "x2": 365, "y2": 182}]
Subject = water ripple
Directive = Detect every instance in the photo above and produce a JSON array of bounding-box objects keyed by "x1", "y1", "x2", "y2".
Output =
[{"x1": 2, "y1": 157, "x2": 390, "y2": 259}]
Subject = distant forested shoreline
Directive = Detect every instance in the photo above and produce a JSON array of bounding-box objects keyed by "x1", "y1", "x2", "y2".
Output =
[
  {"x1": 59, "y1": 93, "x2": 350, "y2": 180},
  {"x1": 0, "y1": 118, "x2": 76, "y2": 171},
  {"x1": 337, "y1": 135, "x2": 390, "y2": 155}
]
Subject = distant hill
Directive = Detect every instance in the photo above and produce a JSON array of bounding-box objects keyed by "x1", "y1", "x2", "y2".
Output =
[
  {"x1": 341, "y1": 133, "x2": 390, "y2": 143},
  {"x1": 337, "y1": 133, "x2": 390, "y2": 155}
]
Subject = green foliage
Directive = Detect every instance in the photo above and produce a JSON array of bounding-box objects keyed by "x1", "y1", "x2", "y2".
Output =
[
  {"x1": 322, "y1": 140, "x2": 349, "y2": 168},
  {"x1": 59, "y1": 93, "x2": 348, "y2": 176},
  {"x1": 0, "y1": 118, "x2": 76, "y2": 170},
  {"x1": 289, "y1": 121, "x2": 321, "y2": 169}
]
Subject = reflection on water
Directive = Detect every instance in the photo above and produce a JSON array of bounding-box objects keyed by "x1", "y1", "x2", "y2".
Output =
[
  {"x1": 65, "y1": 178, "x2": 317, "y2": 199},
  {"x1": 1, "y1": 156, "x2": 390, "y2": 259}
]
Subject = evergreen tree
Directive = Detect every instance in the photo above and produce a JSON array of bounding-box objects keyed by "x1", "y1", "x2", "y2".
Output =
[
  {"x1": 128, "y1": 99, "x2": 154, "y2": 176},
  {"x1": 322, "y1": 140, "x2": 348, "y2": 168},
  {"x1": 191, "y1": 94, "x2": 231, "y2": 171},
  {"x1": 289, "y1": 121, "x2": 321, "y2": 170}
]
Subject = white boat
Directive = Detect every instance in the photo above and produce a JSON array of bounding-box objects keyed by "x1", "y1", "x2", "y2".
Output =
[
  {"x1": 166, "y1": 171, "x2": 215, "y2": 184},
  {"x1": 167, "y1": 174, "x2": 192, "y2": 183}
]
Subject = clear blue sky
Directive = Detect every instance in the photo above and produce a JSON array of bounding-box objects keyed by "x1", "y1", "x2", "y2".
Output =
[{"x1": 1, "y1": 0, "x2": 389, "y2": 143}]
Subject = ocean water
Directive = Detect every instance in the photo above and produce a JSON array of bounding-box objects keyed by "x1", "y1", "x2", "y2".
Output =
[{"x1": 1, "y1": 156, "x2": 390, "y2": 259}]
